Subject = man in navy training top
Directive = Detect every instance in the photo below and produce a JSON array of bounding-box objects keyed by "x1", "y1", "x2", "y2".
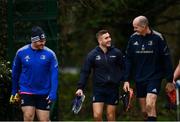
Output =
[
  {"x1": 10, "y1": 26, "x2": 59, "y2": 121},
  {"x1": 123, "y1": 16, "x2": 173, "y2": 121},
  {"x1": 75, "y1": 29, "x2": 124, "y2": 121}
]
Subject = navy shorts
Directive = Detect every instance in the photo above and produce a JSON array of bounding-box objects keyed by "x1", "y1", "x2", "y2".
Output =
[
  {"x1": 136, "y1": 79, "x2": 162, "y2": 98},
  {"x1": 20, "y1": 94, "x2": 51, "y2": 110},
  {"x1": 92, "y1": 85, "x2": 119, "y2": 105}
]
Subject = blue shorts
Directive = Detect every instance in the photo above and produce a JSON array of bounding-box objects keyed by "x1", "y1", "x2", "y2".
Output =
[
  {"x1": 20, "y1": 94, "x2": 51, "y2": 110},
  {"x1": 92, "y1": 85, "x2": 119, "y2": 105},
  {"x1": 136, "y1": 79, "x2": 162, "y2": 98}
]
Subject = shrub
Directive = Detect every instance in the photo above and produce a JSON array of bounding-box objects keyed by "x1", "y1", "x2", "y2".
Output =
[{"x1": 0, "y1": 57, "x2": 12, "y2": 120}]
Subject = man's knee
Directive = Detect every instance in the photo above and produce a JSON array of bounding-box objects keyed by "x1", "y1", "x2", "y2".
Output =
[
  {"x1": 93, "y1": 113, "x2": 102, "y2": 121},
  {"x1": 146, "y1": 102, "x2": 155, "y2": 112},
  {"x1": 23, "y1": 113, "x2": 35, "y2": 121},
  {"x1": 106, "y1": 113, "x2": 115, "y2": 121},
  {"x1": 146, "y1": 94, "x2": 157, "y2": 111},
  {"x1": 22, "y1": 106, "x2": 35, "y2": 121}
]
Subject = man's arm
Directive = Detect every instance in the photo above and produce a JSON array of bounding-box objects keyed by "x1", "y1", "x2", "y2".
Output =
[
  {"x1": 123, "y1": 39, "x2": 133, "y2": 91},
  {"x1": 159, "y1": 36, "x2": 173, "y2": 82},
  {"x1": 173, "y1": 61, "x2": 180, "y2": 83},
  {"x1": 77, "y1": 53, "x2": 93, "y2": 93},
  {"x1": 11, "y1": 52, "x2": 21, "y2": 95},
  {"x1": 124, "y1": 38, "x2": 133, "y2": 82},
  {"x1": 48, "y1": 52, "x2": 59, "y2": 102}
]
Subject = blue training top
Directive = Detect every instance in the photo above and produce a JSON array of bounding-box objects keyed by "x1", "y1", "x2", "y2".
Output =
[{"x1": 12, "y1": 44, "x2": 59, "y2": 101}]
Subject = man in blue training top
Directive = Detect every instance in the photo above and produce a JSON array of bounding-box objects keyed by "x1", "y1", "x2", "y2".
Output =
[
  {"x1": 123, "y1": 16, "x2": 173, "y2": 121},
  {"x1": 10, "y1": 26, "x2": 59, "y2": 121},
  {"x1": 75, "y1": 29, "x2": 124, "y2": 121}
]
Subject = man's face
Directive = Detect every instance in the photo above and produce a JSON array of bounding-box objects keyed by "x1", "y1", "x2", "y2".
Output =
[
  {"x1": 33, "y1": 39, "x2": 46, "y2": 50},
  {"x1": 133, "y1": 21, "x2": 146, "y2": 35},
  {"x1": 98, "y1": 32, "x2": 111, "y2": 47}
]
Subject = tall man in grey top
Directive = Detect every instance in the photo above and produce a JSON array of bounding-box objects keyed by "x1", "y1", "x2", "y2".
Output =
[{"x1": 123, "y1": 16, "x2": 173, "y2": 121}]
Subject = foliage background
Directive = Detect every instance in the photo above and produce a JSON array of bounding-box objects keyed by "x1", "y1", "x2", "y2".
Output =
[
  {"x1": 59, "y1": 1, "x2": 180, "y2": 120},
  {"x1": 58, "y1": 0, "x2": 180, "y2": 121},
  {"x1": 0, "y1": 0, "x2": 180, "y2": 121}
]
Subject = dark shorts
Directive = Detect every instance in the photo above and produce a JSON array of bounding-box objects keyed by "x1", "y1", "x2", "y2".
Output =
[
  {"x1": 136, "y1": 79, "x2": 161, "y2": 98},
  {"x1": 92, "y1": 86, "x2": 119, "y2": 105},
  {"x1": 20, "y1": 94, "x2": 51, "y2": 110}
]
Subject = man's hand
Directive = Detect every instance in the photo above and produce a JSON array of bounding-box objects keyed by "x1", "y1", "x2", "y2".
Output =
[
  {"x1": 123, "y1": 81, "x2": 130, "y2": 92},
  {"x1": 165, "y1": 82, "x2": 175, "y2": 93},
  {"x1": 75, "y1": 89, "x2": 84, "y2": 96},
  {"x1": 9, "y1": 93, "x2": 21, "y2": 104}
]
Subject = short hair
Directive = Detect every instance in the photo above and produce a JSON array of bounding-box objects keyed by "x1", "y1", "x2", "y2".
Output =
[
  {"x1": 138, "y1": 16, "x2": 149, "y2": 27},
  {"x1": 96, "y1": 29, "x2": 109, "y2": 39}
]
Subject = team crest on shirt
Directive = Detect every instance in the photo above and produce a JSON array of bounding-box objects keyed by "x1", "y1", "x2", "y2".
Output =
[
  {"x1": 95, "y1": 55, "x2": 101, "y2": 60},
  {"x1": 40, "y1": 55, "x2": 46, "y2": 60},
  {"x1": 141, "y1": 45, "x2": 145, "y2": 51},
  {"x1": 148, "y1": 40, "x2": 153, "y2": 46},
  {"x1": 24, "y1": 55, "x2": 30, "y2": 62}
]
